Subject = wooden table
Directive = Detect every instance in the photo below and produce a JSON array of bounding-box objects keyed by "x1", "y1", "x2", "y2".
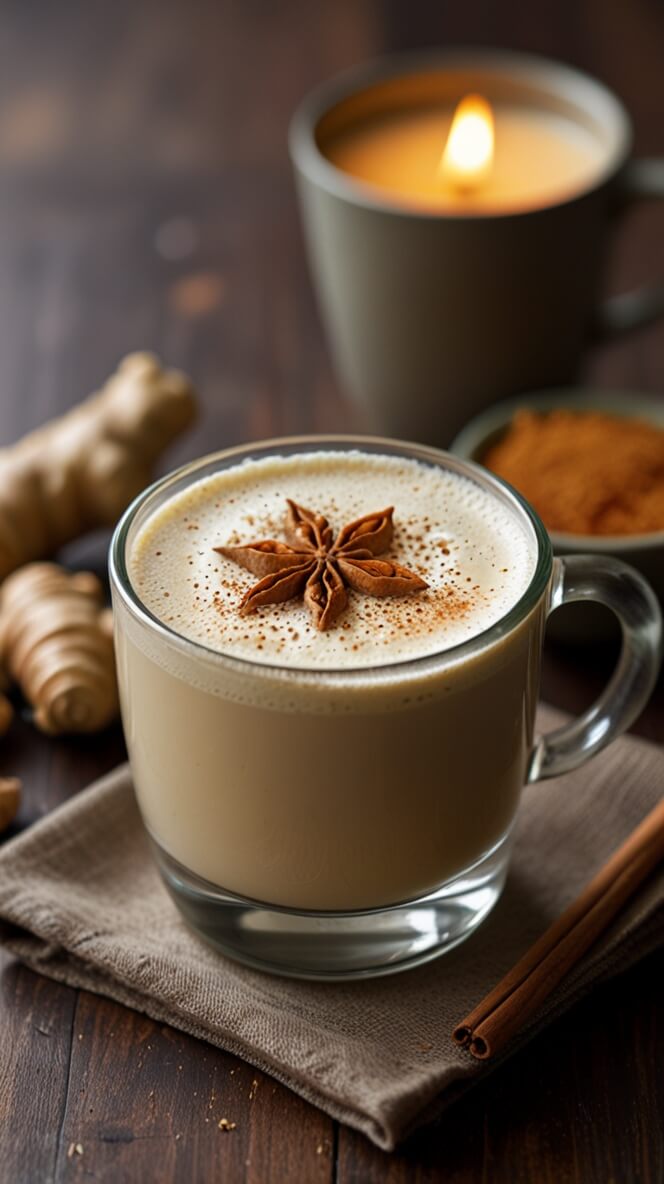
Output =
[{"x1": 1, "y1": 3, "x2": 663, "y2": 1180}]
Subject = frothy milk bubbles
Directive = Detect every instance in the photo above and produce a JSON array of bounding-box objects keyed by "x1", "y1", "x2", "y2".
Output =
[
  {"x1": 120, "y1": 450, "x2": 540, "y2": 911},
  {"x1": 129, "y1": 450, "x2": 536, "y2": 669}
]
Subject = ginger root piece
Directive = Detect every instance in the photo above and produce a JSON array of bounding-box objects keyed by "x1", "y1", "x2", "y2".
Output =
[
  {"x1": 0, "y1": 667, "x2": 17, "y2": 807},
  {"x1": 0, "y1": 655, "x2": 14, "y2": 736},
  {"x1": 0, "y1": 352, "x2": 196, "y2": 581},
  {"x1": 0, "y1": 693, "x2": 12, "y2": 736},
  {"x1": 0, "y1": 777, "x2": 20, "y2": 833},
  {"x1": 0, "y1": 563, "x2": 119, "y2": 735}
]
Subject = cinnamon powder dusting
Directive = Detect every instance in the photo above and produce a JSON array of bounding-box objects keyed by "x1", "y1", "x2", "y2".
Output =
[{"x1": 483, "y1": 409, "x2": 664, "y2": 535}]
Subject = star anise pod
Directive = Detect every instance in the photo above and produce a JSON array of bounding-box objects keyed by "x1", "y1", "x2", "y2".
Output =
[{"x1": 215, "y1": 500, "x2": 428, "y2": 630}]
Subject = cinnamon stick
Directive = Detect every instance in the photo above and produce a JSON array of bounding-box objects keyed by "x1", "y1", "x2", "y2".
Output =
[{"x1": 453, "y1": 796, "x2": 664, "y2": 1060}]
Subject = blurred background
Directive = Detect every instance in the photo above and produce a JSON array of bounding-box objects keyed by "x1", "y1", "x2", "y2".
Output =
[{"x1": 1, "y1": 0, "x2": 663, "y2": 472}]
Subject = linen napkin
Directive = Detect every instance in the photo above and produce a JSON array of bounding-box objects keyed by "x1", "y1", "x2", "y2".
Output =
[{"x1": 0, "y1": 706, "x2": 662, "y2": 1151}]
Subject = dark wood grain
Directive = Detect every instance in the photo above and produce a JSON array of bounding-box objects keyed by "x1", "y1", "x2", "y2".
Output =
[
  {"x1": 51, "y1": 993, "x2": 334, "y2": 1184},
  {"x1": 0, "y1": 1, "x2": 662, "y2": 1181},
  {"x1": 0, "y1": 954, "x2": 75, "y2": 1184}
]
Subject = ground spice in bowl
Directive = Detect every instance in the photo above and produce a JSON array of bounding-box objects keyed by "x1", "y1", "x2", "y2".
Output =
[{"x1": 483, "y1": 408, "x2": 664, "y2": 536}]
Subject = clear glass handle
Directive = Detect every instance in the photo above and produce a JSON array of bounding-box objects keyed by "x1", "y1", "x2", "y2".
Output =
[{"x1": 527, "y1": 556, "x2": 662, "y2": 782}]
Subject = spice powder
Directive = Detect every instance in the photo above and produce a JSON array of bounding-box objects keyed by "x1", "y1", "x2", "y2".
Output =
[{"x1": 483, "y1": 409, "x2": 664, "y2": 535}]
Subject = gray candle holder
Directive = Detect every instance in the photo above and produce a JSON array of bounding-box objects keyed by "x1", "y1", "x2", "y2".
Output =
[{"x1": 290, "y1": 49, "x2": 664, "y2": 446}]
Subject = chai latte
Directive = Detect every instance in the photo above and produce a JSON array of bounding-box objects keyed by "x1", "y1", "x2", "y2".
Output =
[{"x1": 118, "y1": 450, "x2": 542, "y2": 910}]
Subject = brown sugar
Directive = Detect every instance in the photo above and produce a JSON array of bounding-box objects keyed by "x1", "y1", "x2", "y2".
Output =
[{"x1": 483, "y1": 408, "x2": 664, "y2": 535}]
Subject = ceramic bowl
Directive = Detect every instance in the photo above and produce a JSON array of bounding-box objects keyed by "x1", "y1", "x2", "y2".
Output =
[{"x1": 450, "y1": 389, "x2": 664, "y2": 642}]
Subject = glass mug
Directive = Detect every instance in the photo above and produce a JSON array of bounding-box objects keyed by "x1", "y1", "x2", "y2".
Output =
[{"x1": 109, "y1": 437, "x2": 662, "y2": 980}]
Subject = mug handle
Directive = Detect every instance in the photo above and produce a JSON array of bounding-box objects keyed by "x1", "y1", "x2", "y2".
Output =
[
  {"x1": 594, "y1": 159, "x2": 664, "y2": 338},
  {"x1": 527, "y1": 555, "x2": 662, "y2": 782}
]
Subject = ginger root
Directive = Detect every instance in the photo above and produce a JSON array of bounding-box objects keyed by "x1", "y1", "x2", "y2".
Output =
[
  {"x1": 0, "y1": 653, "x2": 13, "y2": 743},
  {"x1": 0, "y1": 563, "x2": 118, "y2": 735},
  {"x1": 0, "y1": 667, "x2": 18, "y2": 814},
  {"x1": 0, "y1": 352, "x2": 196, "y2": 581},
  {"x1": 0, "y1": 777, "x2": 20, "y2": 833},
  {"x1": 0, "y1": 691, "x2": 12, "y2": 736}
]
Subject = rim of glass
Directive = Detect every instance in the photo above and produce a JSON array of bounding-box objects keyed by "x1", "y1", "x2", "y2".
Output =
[
  {"x1": 109, "y1": 434, "x2": 553, "y2": 681},
  {"x1": 289, "y1": 47, "x2": 632, "y2": 223}
]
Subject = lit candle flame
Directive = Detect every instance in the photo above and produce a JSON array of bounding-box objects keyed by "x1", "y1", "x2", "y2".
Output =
[{"x1": 439, "y1": 94, "x2": 494, "y2": 192}]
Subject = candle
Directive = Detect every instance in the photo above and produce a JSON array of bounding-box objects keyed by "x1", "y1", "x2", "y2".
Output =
[
  {"x1": 323, "y1": 95, "x2": 606, "y2": 214},
  {"x1": 291, "y1": 50, "x2": 638, "y2": 444}
]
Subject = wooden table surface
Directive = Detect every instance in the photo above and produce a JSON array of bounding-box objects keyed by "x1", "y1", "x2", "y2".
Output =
[{"x1": 1, "y1": 2, "x2": 663, "y2": 1181}]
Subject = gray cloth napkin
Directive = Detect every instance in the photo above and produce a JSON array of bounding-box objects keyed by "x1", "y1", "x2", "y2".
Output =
[{"x1": 0, "y1": 706, "x2": 662, "y2": 1151}]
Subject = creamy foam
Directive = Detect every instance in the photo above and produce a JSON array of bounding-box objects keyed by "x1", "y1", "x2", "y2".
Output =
[{"x1": 128, "y1": 451, "x2": 537, "y2": 669}]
